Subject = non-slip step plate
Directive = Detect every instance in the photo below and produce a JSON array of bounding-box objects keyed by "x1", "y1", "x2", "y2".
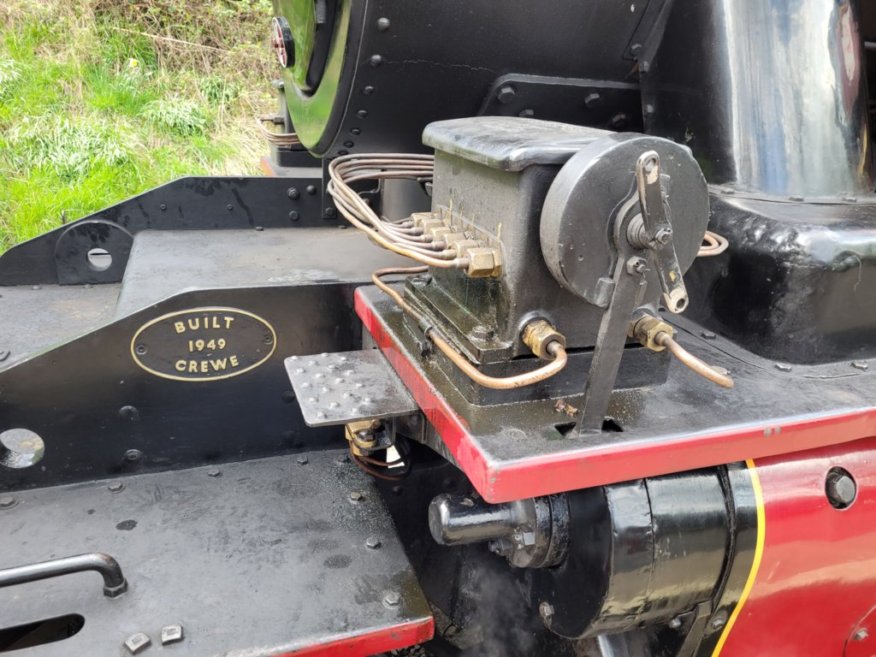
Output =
[
  {"x1": 0, "y1": 452, "x2": 432, "y2": 656},
  {"x1": 285, "y1": 350, "x2": 419, "y2": 427}
]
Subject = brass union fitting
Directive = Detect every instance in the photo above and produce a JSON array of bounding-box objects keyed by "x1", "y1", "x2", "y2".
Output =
[
  {"x1": 522, "y1": 319, "x2": 566, "y2": 360},
  {"x1": 629, "y1": 314, "x2": 675, "y2": 352}
]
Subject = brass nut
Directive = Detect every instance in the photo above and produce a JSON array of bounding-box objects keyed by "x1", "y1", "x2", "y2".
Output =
[
  {"x1": 410, "y1": 212, "x2": 434, "y2": 228},
  {"x1": 442, "y1": 232, "x2": 467, "y2": 247},
  {"x1": 464, "y1": 247, "x2": 503, "y2": 278},
  {"x1": 428, "y1": 226, "x2": 454, "y2": 241},
  {"x1": 345, "y1": 420, "x2": 379, "y2": 456},
  {"x1": 451, "y1": 239, "x2": 481, "y2": 257},
  {"x1": 522, "y1": 320, "x2": 566, "y2": 360},
  {"x1": 629, "y1": 315, "x2": 675, "y2": 352},
  {"x1": 420, "y1": 217, "x2": 446, "y2": 232}
]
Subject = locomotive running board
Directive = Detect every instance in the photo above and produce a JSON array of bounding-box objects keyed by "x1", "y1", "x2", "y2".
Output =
[
  {"x1": 353, "y1": 285, "x2": 876, "y2": 503},
  {"x1": 0, "y1": 451, "x2": 433, "y2": 656}
]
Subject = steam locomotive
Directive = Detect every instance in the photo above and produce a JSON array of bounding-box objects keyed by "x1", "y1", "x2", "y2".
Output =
[{"x1": 1, "y1": 1, "x2": 875, "y2": 655}]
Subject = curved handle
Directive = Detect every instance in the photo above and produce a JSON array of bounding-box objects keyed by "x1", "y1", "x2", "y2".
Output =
[{"x1": 0, "y1": 553, "x2": 128, "y2": 598}]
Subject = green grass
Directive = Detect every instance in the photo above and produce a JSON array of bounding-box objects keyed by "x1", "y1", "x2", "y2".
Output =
[{"x1": 0, "y1": 0, "x2": 276, "y2": 251}]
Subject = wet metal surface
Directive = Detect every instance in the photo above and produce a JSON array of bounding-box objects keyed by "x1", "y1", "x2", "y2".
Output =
[{"x1": 0, "y1": 451, "x2": 431, "y2": 656}]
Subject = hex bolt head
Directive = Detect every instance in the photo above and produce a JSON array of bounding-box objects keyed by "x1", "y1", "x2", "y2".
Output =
[
  {"x1": 107, "y1": 481, "x2": 125, "y2": 493},
  {"x1": 287, "y1": 187, "x2": 300, "y2": 200},
  {"x1": 654, "y1": 227, "x2": 673, "y2": 245},
  {"x1": 160, "y1": 624, "x2": 185, "y2": 646},
  {"x1": 124, "y1": 632, "x2": 152, "y2": 655},
  {"x1": 296, "y1": 455, "x2": 309, "y2": 465},
  {"x1": 852, "y1": 361, "x2": 869, "y2": 371},
  {"x1": 710, "y1": 610, "x2": 728, "y2": 630},
  {"x1": 365, "y1": 536, "x2": 382, "y2": 549},
  {"x1": 854, "y1": 629, "x2": 869, "y2": 641},
  {"x1": 701, "y1": 331, "x2": 717, "y2": 340},
  {"x1": 383, "y1": 591, "x2": 401, "y2": 607},
  {"x1": 0, "y1": 495, "x2": 18, "y2": 510},
  {"x1": 124, "y1": 449, "x2": 143, "y2": 462},
  {"x1": 207, "y1": 468, "x2": 222, "y2": 478},
  {"x1": 825, "y1": 467, "x2": 857, "y2": 509},
  {"x1": 349, "y1": 491, "x2": 364, "y2": 502},
  {"x1": 774, "y1": 363, "x2": 792, "y2": 373},
  {"x1": 496, "y1": 85, "x2": 516, "y2": 104},
  {"x1": 626, "y1": 257, "x2": 648, "y2": 276},
  {"x1": 668, "y1": 616, "x2": 683, "y2": 629}
]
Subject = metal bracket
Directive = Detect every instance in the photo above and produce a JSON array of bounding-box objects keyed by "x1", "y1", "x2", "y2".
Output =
[{"x1": 285, "y1": 350, "x2": 419, "y2": 427}]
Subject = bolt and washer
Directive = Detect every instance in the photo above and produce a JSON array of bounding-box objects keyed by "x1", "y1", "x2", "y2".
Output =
[
  {"x1": 160, "y1": 624, "x2": 185, "y2": 646},
  {"x1": 539, "y1": 602, "x2": 555, "y2": 625},
  {"x1": 383, "y1": 591, "x2": 401, "y2": 607},
  {"x1": 107, "y1": 481, "x2": 125, "y2": 493},
  {"x1": 496, "y1": 85, "x2": 516, "y2": 104},
  {"x1": 710, "y1": 610, "x2": 728, "y2": 630},
  {"x1": 826, "y1": 469, "x2": 857, "y2": 509},
  {"x1": 0, "y1": 495, "x2": 19, "y2": 510},
  {"x1": 125, "y1": 632, "x2": 151, "y2": 655}
]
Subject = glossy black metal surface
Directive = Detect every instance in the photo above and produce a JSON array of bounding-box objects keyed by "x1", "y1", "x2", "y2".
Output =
[
  {"x1": 687, "y1": 194, "x2": 876, "y2": 363},
  {"x1": 0, "y1": 175, "x2": 332, "y2": 286},
  {"x1": 0, "y1": 228, "x2": 406, "y2": 492},
  {"x1": 275, "y1": 0, "x2": 672, "y2": 155},
  {"x1": 643, "y1": 0, "x2": 872, "y2": 197},
  {"x1": 528, "y1": 469, "x2": 732, "y2": 639}
]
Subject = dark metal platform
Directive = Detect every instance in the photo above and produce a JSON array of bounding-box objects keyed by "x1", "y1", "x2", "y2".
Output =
[
  {"x1": 354, "y1": 285, "x2": 876, "y2": 502},
  {"x1": 0, "y1": 451, "x2": 433, "y2": 656}
]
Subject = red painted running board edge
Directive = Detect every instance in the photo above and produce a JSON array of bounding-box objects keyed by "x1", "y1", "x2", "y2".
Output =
[
  {"x1": 281, "y1": 618, "x2": 434, "y2": 656},
  {"x1": 355, "y1": 288, "x2": 876, "y2": 503}
]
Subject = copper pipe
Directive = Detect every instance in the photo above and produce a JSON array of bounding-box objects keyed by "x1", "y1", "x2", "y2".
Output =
[
  {"x1": 698, "y1": 230, "x2": 729, "y2": 257},
  {"x1": 371, "y1": 267, "x2": 568, "y2": 390},
  {"x1": 655, "y1": 332, "x2": 735, "y2": 388},
  {"x1": 429, "y1": 331, "x2": 568, "y2": 390}
]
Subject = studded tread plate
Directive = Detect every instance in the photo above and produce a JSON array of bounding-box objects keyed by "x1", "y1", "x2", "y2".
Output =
[{"x1": 285, "y1": 349, "x2": 418, "y2": 427}]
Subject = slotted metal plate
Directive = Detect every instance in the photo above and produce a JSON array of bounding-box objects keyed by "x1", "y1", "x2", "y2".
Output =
[{"x1": 285, "y1": 350, "x2": 419, "y2": 427}]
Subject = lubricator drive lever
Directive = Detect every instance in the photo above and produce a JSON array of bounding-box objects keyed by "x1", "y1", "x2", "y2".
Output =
[
  {"x1": 578, "y1": 251, "x2": 649, "y2": 433},
  {"x1": 633, "y1": 151, "x2": 689, "y2": 314}
]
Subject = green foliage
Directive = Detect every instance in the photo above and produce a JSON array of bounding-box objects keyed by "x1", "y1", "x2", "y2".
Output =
[
  {"x1": 4, "y1": 116, "x2": 131, "y2": 180},
  {"x1": 142, "y1": 98, "x2": 209, "y2": 136},
  {"x1": 0, "y1": 0, "x2": 276, "y2": 251}
]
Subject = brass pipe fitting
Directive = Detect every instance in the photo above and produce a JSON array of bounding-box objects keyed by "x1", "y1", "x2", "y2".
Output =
[
  {"x1": 629, "y1": 315, "x2": 675, "y2": 352},
  {"x1": 522, "y1": 319, "x2": 566, "y2": 361}
]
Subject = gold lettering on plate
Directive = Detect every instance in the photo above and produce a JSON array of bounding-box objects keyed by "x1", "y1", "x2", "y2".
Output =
[{"x1": 131, "y1": 307, "x2": 275, "y2": 382}]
